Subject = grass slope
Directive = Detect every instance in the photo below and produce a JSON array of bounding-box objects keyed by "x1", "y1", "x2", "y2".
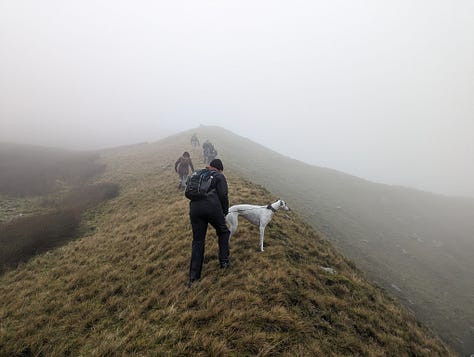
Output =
[
  {"x1": 179, "y1": 126, "x2": 474, "y2": 355},
  {"x1": 0, "y1": 136, "x2": 453, "y2": 356},
  {"x1": 0, "y1": 143, "x2": 118, "y2": 273}
]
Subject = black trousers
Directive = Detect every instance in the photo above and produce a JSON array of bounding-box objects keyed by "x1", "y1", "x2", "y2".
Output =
[{"x1": 189, "y1": 200, "x2": 230, "y2": 280}]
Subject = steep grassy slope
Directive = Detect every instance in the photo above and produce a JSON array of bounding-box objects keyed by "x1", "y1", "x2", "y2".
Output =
[
  {"x1": 0, "y1": 182, "x2": 119, "y2": 274},
  {"x1": 0, "y1": 143, "x2": 118, "y2": 274},
  {"x1": 187, "y1": 126, "x2": 474, "y2": 355},
  {"x1": 0, "y1": 136, "x2": 453, "y2": 356}
]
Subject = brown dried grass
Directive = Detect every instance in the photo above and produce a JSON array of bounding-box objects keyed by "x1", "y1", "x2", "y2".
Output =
[{"x1": 0, "y1": 134, "x2": 454, "y2": 356}]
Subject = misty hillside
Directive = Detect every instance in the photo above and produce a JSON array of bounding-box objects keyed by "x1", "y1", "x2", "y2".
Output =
[
  {"x1": 186, "y1": 126, "x2": 474, "y2": 355},
  {"x1": 0, "y1": 143, "x2": 105, "y2": 198},
  {"x1": 0, "y1": 143, "x2": 118, "y2": 275},
  {"x1": 0, "y1": 137, "x2": 454, "y2": 356}
]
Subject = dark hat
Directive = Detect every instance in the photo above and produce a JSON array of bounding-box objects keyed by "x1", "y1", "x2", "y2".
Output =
[{"x1": 209, "y1": 158, "x2": 223, "y2": 171}]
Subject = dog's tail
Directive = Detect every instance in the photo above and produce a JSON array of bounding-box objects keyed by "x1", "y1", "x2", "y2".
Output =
[
  {"x1": 225, "y1": 211, "x2": 238, "y2": 235},
  {"x1": 228, "y1": 205, "x2": 240, "y2": 213}
]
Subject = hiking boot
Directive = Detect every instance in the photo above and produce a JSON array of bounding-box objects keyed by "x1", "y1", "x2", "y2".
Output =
[
  {"x1": 220, "y1": 260, "x2": 231, "y2": 269},
  {"x1": 185, "y1": 278, "x2": 197, "y2": 288}
]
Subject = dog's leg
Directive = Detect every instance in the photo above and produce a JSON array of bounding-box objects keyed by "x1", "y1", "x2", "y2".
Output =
[
  {"x1": 226, "y1": 212, "x2": 238, "y2": 240},
  {"x1": 259, "y1": 226, "x2": 265, "y2": 252}
]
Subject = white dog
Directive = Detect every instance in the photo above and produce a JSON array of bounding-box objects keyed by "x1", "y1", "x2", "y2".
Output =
[{"x1": 225, "y1": 199, "x2": 290, "y2": 251}]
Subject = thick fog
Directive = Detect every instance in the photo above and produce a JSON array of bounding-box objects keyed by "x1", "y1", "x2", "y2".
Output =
[{"x1": 1, "y1": 1, "x2": 473, "y2": 197}]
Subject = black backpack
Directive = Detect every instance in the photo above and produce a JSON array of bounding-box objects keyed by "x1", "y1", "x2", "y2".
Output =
[{"x1": 185, "y1": 169, "x2": 214, "y2": 200}]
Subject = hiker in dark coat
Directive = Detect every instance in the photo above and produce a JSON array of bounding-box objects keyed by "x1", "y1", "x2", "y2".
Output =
[
  {"x1": 202, "y1": 140, "x2": 217, "y2": 164},
  {"x1": 187, "y1": 158, "x2": 230, "y2": 287},
  {"x1": 175, "y1": 151, "x2": 194, "y2": 190}
]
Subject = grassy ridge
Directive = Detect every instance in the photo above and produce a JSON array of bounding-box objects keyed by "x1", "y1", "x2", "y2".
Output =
[
  {"x1": 191, "y1": 126, "x2": 474, "y2": 355},
  {"x1": 0, "y1": 138, "x2": 453, "y2": 355}
]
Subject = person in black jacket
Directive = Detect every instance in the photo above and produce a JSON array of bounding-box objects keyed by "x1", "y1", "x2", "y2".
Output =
[{"x1": 187, "y1": 158, "x2": 230, "y2": 287}]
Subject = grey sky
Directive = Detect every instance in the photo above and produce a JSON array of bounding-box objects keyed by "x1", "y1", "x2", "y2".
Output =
[{"x1": 1, "y1": 1, "x2": 473, "y2": 197}]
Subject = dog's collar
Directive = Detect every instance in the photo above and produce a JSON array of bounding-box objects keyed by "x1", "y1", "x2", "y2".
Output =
[{"x1": 267, "y1": 204, "x2": 277, "y2": 212}]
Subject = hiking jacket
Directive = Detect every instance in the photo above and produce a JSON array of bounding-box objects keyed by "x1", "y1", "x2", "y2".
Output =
[
  {"x1": 175, "y1": 156, "x2": 194, "y2": 176},
  {"x1": 190, "y1": 167, "x2": 229, "y2": 215}
]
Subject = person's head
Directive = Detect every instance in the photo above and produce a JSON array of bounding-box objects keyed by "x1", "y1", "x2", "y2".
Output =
[
  {"x1": 183, "y1": 151, "x2": 190, "y2": 158},
  {"x1": 209, "y1": 158, "x2": 223, "y2": 171}
]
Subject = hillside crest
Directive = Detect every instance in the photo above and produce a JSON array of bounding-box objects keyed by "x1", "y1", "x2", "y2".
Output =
[{"x1": 0, "y1": 130, "x2": 454, "y2": 355}]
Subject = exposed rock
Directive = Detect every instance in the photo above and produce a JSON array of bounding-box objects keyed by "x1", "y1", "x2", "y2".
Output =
[{"x1": 320, "y1": 266, "x2": 336, "y2": 274}]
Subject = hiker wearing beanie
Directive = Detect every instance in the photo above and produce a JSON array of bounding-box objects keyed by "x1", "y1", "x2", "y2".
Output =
[{"x1": 187, "y1": 158, "x2": 230, "y2": 287}]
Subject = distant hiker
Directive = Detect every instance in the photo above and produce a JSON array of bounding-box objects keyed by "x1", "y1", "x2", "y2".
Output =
[
  {"x1": 207, "y1": 147, "x2": 217, "y2": 163},
  {"x1": 202, "y1": 140, "x2": 217, "y2": 164},
  {"x1": 186, "y1": 158, "x2": 230, "y2": 287},
  {"x1": 175, "y1": 151, "x2": 194, "y2": 190},
  {"x1": 190, "y1": 133, "x2": 200, "y2": 148},
  {"x1": 202, "y1": 140, "x2": 211, "y2": 162}
]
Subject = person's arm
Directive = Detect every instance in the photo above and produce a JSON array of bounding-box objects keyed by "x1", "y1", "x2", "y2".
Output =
[
  {"x1": 215, "y1": 174, "x2": 229, "y2": 215},
  {"x1": 189, "y1": 159, "x2": 194, "y2": 172},
  {"x1": 174, "y1": 158, "x2": 181, "y2": 172}
]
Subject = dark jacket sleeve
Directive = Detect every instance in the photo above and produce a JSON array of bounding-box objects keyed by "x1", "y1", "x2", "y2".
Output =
[
  {"x1": 215, "y1": 173, "x2": 229, "y2": 215},
  {"x1": 189, "y1": 159, "x2": 194, "y2": 172}
]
